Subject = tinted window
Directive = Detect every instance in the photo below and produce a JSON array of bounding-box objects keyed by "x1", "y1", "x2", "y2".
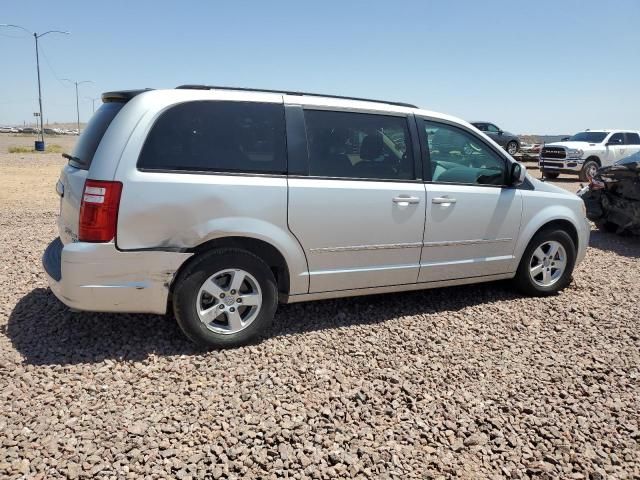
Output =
[
  {"x1": 70, "y1": 102, "x2": 124, "y2": 170},
  {"x1": 138, "y1": 101, "x2": 286, "y2": 174},
  {"x1": 486, "y1": 124, "x2": 500, "y2": 133},
  {"x1": 422, "y1": 120, "x2": 506, "y2": 185},
  {"x1": 626, "y1": 133, "x2": 640, "y2": 145},
  {"x1": 569, "y1": 131, "x2": 608, "y2": 143},
  {"x1": 608, "y1": 133, "x2": 625, "y2": 145},
  {"x1": 304, "y1": 110, "x2": 414, "y2": 180},
  {"x1": 473, "y1": 123, "x2": 488, "y2": 131}
]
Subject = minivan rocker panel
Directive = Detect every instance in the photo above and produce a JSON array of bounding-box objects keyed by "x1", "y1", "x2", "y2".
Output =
[{"x1": 43, "y1": 86, "x2": 590, "y2": 347}]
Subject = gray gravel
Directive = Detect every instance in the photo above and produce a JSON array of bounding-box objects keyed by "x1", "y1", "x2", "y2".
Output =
[{"x1": 1, "y1": 156, "x2": 639, "y2": 479}]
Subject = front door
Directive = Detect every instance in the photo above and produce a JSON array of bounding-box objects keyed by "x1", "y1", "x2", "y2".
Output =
[
  {"x1": 605, "y1": 132, "x2": 627, "y2": 165},
  {"x1": 287, "y1": 108, "x2": 426, "y2": 293},
  {"x1": 417, "y1": 118, "x2": 522, "y2": 282}
]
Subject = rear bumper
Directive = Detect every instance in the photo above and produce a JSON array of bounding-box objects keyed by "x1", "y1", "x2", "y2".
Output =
[{"x1": 42, "y1": 238, "x2": 192, "y2": 314}]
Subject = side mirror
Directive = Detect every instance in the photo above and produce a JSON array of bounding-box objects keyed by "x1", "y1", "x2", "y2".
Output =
[
  {"x1": 498, "y1": 130, "x2": 504, "y2": 135},
  {"x1": 510, "y1": 162, "x2": 526, "y2": 186}
]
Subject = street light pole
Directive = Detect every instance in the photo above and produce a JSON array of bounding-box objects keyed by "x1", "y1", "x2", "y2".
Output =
[
  {"x1": 62, "y1": 79, "x2": 93, "y2": 134},
  {"x1": 0, "y1": 24, "x2": 70, "y2": 149},
  {"x1": 85, "y1": 97, "x2": 99, "y2": 113},
  {"x1": 34, "y1": 33, "x2": 44, "y2": 143}
]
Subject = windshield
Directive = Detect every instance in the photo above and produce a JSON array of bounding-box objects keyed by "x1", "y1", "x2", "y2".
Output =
[
  {"x1": 569, "y1": 131, "x2": 607, "y2": 143},
  {"x1": 69, "y1": 102, "x2": 124, "y2": 169}
]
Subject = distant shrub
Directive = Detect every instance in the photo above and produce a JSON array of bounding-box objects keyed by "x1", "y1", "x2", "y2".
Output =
[
  {"x1": 8, "y1": 146, "x2": 32, "y2": 153},
  {"x1": 8, "y1": 144, "x2": 64, "y2": 154}
]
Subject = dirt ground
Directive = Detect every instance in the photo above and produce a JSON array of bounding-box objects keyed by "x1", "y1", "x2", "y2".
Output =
[{"x1": 0, "y1": 135, "x2": 638, "y2": 479}]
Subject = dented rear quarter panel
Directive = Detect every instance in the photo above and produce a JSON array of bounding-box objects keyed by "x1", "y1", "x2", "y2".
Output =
[{"x1": 111, "y1": 90, "x2": 310, "y2": 295}]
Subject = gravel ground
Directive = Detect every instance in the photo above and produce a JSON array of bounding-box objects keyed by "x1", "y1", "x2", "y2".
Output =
[{"x1": 1, "y1": 149, "x2": 639, "y2": 479}]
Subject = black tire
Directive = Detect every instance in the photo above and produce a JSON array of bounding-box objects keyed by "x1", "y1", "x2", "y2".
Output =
[
  {"x1": 542, "y1": 170, "x2": 560, "y2": 179},
  {"x1": 579, "y1": 159, "x2": 599, "y2": 182},
  {"x1": 173, "y1": 248, "x2": 278, "y2": 348},
  {"x1": 506, "y1": 141, "x2": 519, "y2": 156},
  {"x1": 514, "y1": 228, "x2": 576, "y2": 296}
]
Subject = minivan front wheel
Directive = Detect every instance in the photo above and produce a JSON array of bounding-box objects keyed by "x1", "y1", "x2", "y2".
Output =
[
  {"x1": 173, "y1": 248, "x2": 278, "y2": 348},
  {"x1": 514, "y1": 228, "x2": 576, "y2": 296}
]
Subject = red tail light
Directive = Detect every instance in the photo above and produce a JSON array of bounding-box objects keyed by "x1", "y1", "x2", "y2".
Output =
[{"x1": 78, "y1": 180, "x2": 123, "y2": 242}]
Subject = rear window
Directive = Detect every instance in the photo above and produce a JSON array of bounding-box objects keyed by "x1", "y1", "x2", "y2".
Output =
[
  {"x1": 70, "y1": 102, "x2": 124, "y2": 169},
  {"x1": 137, "y1": 101, "x2": 286, "y2": 174}
]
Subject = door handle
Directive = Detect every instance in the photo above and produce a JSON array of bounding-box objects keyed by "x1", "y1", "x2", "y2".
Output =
[
  {"x1": 432, "y1": 196, "x2": 457, "y2": 205},
  {"x1": 392, "y1": 195, "x2": 420, "y2": 205}
]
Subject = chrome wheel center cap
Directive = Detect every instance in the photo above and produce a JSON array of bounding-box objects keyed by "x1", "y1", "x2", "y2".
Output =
[{"x1": 224, "y1": 296, "x2": 235, "y2": 306}]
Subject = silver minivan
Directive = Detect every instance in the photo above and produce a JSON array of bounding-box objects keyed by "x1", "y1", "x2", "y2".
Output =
[{"x1": 43, "y1": 86, "x2": 590, "y2": 347}]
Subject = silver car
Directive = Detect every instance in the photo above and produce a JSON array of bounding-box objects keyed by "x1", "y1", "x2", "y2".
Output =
[{"x1": 43, "y1": 86, "x2": 590, "y2": 348}]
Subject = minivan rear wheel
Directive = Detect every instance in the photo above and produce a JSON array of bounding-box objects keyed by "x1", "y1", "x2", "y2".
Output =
[
  {"x1": 514, "y1": 228, "x2": 576, "y2": 296},
  {"x1": 506, "y1": 141, "x2": 518, "y2": 156},
  {"x1": 173, "y1": 248, "x2": 278, "y2": 348}
]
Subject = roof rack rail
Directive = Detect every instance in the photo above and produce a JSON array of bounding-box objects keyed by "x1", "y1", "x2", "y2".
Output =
[{"x1": 176, "y1": 84, "x2": 418, "y2": 109}]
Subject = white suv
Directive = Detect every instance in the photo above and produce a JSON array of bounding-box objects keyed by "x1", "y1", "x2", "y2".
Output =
[
  {"x1": 43, "y1": 86, "x2": 590, "y2": 348},
  {"x1": 540, "y1": 130, "x2": 640, "y2": 181}
]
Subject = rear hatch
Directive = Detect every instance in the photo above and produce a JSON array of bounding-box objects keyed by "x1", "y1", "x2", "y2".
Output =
[{"x1": 57, "y1": 101, "x2": 125, "y2": 244}]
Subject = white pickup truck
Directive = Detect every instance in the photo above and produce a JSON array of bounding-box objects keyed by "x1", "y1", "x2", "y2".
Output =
[{"x1": 539, "y1": 130, "x2": 640, "y2": 181}]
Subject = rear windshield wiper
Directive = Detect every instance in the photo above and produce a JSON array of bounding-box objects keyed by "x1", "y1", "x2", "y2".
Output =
[{"x1": 62, "y1": 152, "x2": 87, "y2": 166}]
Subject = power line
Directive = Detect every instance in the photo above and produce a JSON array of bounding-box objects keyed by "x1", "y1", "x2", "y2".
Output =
[
  {"x1": 38, "y1": 42, "x2": 70, "y2": 88},
  {"x1": 0, "y1": 32, "x2": 29, "y2": 39}
]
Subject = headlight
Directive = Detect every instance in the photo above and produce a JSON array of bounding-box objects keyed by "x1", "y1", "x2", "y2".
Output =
[{"x1": 566, "y1": 148, "x2": 584, "y2": 159}]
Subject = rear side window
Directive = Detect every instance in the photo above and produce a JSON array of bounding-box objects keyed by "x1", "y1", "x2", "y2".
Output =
[
  {"x1": 70, "y1": 102, "x2": 124, "y2": 170},
  {"x1": 303, "y1": 110, "x2": 414, "y2": 180},
  {"x1": 626, "y1": 133, "x2": 640, "y2": 145},
  {"x1": 608, "y1": 133, "x2": 625, "y2": 145},
  {"x1": 138, "y1": 101, "x2": 286, "y2": 174}
]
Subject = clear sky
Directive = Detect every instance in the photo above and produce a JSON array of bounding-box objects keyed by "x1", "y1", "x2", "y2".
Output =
[{"x1": 1, "y1": 0, "x2": 639, "y2": 134}]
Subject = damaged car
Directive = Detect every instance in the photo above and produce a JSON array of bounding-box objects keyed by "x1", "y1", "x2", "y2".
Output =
[{"x1": 579, "y1": 151, "x2": 640, "y2": 234}]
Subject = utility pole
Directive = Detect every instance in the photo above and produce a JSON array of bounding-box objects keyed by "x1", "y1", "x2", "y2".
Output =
[
  {"x1": 85, "y1": 96, "x2": 99, "y2": 114},
  {"x1": 63, "y1": 79, "x2": 93, "y2": 134},
  {"x1": 0, "y1": 24, "x2": 70, "y2": 150}
]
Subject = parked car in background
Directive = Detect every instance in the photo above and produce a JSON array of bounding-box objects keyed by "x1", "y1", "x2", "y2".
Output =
[
  {"x1": 578, "y1": 152, "x2": 640, "y2": 235},
  {"x1": 43, "y1": 86, "x2": 589, "y2": 348},
  {"x1": 21, "y1": 127, "x2": 38, "y2": 134},
  {"x1": 470, "y1": 122, "x2": 520, "y2": 155},
  {"x1": 520, "y1": 142, "x2": 543, "y2": 158},
  {"x1": 540, "y1": 130, "x2": 640, "y2": 181}
]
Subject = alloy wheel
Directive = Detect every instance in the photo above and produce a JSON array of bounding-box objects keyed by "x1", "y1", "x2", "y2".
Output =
[
  {"x1": 529, "y1": 240, "x2": 567, "y2": 287},
  {"x1": 196, "y1": 269, "x2": 263, "y2": 334}
]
